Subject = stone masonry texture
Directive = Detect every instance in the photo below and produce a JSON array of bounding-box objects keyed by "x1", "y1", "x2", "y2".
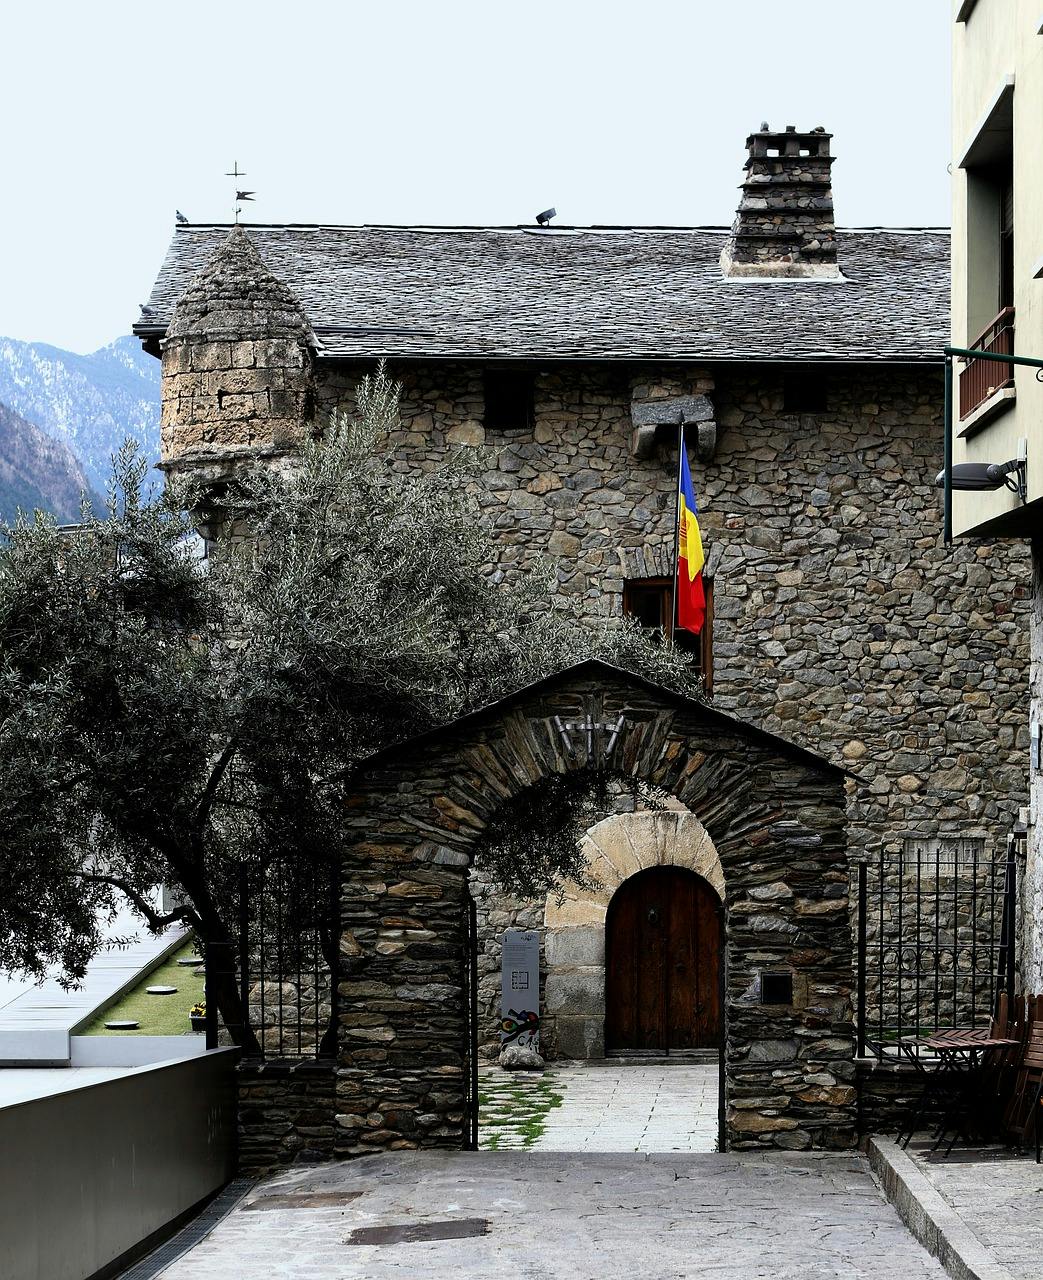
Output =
[
  {"x1": 154, "y1": 235, "x2": 1032, "y2": 1170},
  {"x1": 338, "y1": 665, "x2": 855, "y2": 1155},
  {"x1": 316, "y1": 359, "x2": 1030, "y2": 876}
]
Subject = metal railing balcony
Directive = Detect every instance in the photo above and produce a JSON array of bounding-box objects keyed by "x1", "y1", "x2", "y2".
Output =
[{"x1": 959, "y1": 306, "x2": 1015, "y2": 419}]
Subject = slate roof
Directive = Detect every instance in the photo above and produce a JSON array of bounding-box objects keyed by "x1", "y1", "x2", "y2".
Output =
[
  {"x1": 135, "y1": 223, "x2": 950, "y2": 364},
  {"x1": 353, "y1": 658, "x2": 853, "y2": 780}
]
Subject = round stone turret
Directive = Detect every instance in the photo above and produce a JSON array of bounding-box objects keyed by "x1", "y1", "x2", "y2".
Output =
[{"x1": 160, "y1": 226, "x2": 315, "y2": 483}]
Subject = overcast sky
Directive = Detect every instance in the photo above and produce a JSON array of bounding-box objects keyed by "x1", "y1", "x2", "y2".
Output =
[{"x1": 0, "y1": 0, "x2": 951, "y2": 354}]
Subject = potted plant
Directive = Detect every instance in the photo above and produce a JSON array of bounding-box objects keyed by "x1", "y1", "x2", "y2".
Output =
[{"x1": 189, "y1": 1002, "x2": 206, "y2": 1033}]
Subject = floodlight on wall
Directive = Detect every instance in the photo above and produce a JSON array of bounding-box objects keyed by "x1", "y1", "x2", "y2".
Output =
[
  {"x1": 935, "y1": 455, "x2": 1027, "y2": 503},
  {"x1": 535, "y1": 207, "x2": 556, "y2": 226}
]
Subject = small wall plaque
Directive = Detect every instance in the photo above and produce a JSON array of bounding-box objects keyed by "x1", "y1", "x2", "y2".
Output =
[{"x1": 500, "y1": 929, "x2": 540, "y2": 1050}]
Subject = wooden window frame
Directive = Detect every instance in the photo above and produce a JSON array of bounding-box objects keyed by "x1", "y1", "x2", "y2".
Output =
[{"x1": 621, "y1": 575, "x2": 714, "y2": 691}]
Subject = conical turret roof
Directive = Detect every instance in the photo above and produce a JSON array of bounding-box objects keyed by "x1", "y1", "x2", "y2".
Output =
[{"x1": 167, "y1": 225, "x2": 311, "y2": 341}]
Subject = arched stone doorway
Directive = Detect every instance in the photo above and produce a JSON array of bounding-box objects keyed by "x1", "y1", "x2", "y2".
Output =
[
  {"x1": 605, "y1": 867, "x2": 721, "y2": 1054},
  {"x1": 543, "y1": 811, "x2": 725, "y2": 1060},
  {"x1": 338, "y1": 659, "x2": 854, "y2": 1155}
]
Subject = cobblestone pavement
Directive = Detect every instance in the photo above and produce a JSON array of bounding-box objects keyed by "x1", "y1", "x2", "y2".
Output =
[
  {"x1": 154, "y1": 1150, "x2": 948, "y2": 1279},
  {"x1": 477, "y1": 1064, "x2": 564, "y2": 1149},
  {"x1": 479, "y1": 1060, "x2": 718, "y2": 1153},
  {"x1": 908, "y1": 1142, "x2": 1043, "y2": 1280}
]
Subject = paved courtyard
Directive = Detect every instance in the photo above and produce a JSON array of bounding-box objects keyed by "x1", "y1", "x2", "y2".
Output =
[
  {"x1": 153, "y1": 1150, "x2": 948, "y2": 1279},
  {"x1": 906, "y1": 1142, "x2": 1043, "y2": 1280},
  {"x1": 479, "y1": 1060, "x2": 719, "y2": 1153}
]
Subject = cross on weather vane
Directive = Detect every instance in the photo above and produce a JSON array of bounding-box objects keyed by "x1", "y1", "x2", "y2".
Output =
[{"x1": 225, "y1": 161, "x2": 255, "y2": 224}]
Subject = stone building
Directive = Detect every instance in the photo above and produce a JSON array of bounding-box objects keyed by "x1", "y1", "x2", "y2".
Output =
[{"x1": 135, "y1": 126, "x2": 1030, "y2": 1156}]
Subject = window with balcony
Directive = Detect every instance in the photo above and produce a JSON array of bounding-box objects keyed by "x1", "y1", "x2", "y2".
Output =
[{"x1": 959, "y1": 81, "x2": 1015, "y2": 422}]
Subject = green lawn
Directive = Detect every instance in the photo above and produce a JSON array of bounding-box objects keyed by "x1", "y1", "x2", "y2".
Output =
[{"x1": 80, "y1": 939, "x2": 206, "y2": 1036}]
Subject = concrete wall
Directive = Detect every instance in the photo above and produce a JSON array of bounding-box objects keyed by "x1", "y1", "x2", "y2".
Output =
[
  {"x1": 0, "y1": 1050, "x2": 237, "y2": 1280},
  {"x1": 952, "y1": 0, "x2": 1043, "y2": 998}
]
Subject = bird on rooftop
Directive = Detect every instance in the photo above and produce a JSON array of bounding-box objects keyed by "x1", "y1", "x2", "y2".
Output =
[{"x1": 175, "y1": 210, "x2": 189, "y2": 224}]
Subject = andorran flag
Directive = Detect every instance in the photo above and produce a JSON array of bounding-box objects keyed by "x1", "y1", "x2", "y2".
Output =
[{"x1": 677, "y1": 446, "x2": 706, "y2": 634}]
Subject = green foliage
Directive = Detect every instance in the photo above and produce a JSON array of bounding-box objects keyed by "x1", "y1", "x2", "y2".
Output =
[
  {"x1": 474, "y1": 771, "x2": 670, "y2": 904},
  {"x1": 0, "y1": 364, "x2": 696, "y2": 1041}
]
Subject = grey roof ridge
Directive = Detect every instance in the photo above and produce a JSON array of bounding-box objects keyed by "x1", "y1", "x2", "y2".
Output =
[
  {"x1": 350, "y1": 657, "x2": 856, "y2": 783},
  {"x1": 167, "y1": 220, "x2": 950, "y2": 237}
]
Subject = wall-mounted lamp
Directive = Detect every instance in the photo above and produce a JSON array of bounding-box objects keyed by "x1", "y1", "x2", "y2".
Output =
[{"x1": 935, "y1": 452, "x2": 1027, "y2": 503}]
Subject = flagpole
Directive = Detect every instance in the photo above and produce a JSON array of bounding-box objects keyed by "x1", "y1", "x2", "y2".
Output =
[{"x1": 669, "y1": 422, "x2": 685, "y2": 648}]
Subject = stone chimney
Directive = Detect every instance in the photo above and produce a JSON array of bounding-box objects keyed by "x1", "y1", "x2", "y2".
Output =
[
  {"x1": 160, "y1": 226, "x2": 315, "y2": 489},
  {"x1": 721, "y1": 124, "x2": 839, "y2": 278}
]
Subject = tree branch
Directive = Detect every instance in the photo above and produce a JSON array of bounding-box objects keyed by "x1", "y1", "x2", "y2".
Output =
[
  {"x1": 193, "y1": 738, "x2": 239, "y2": 830},
  {"x1": 76, "y1": 872, "x2": 198, "y2": 933}
]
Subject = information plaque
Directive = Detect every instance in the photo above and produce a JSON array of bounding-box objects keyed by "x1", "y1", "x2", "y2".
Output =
[{"x1": 500, "y1": 929, "x2": 540, "y2": 1050}]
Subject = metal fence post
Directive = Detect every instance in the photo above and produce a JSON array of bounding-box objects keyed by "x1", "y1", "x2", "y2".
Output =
[{"x1": 857, "y1": 862, "x2": 867, "y2": 1059}]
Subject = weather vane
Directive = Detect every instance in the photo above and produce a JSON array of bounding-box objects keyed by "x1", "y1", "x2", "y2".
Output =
[{"x1": 225, "y1": 161, "x2": 255, "y2": 224}]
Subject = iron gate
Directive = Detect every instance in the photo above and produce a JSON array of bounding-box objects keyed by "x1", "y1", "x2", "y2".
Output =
[
  {"x1": 214, "y1": 857, "x2": 340, "y2": 1059},
  {"x1": 462, "y1": 894, "x2": 479, "y2": 1149},
  {"x1": 856, "y1": 838, "x2": 1017, "y2": 1058}
]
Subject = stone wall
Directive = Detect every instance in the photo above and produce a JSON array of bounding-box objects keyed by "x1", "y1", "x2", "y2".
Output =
[
  {"x1": 237, "y1": 1059, "x2": 337, "y2": 1174},
  {"x1": 338, "y1": 666, "x2": 856, "y2": 1153},
  {"x1": 1024, "y1": 538, "x2": 1043, "y2": 991},
  {"x1": 314, "y1": 359, "x2": 1029, "y2": 1065},
  {"x1": 317, "y1": 360, "x2": 1030, "y2": 892}
]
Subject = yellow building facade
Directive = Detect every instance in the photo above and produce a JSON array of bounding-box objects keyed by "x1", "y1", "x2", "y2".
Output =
[{"x1": 952, "y1": 0, "x2": 1043, "y2": 985}]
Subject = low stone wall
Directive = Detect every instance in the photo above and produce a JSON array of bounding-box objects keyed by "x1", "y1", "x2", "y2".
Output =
[
  {"x1": 237, "y1": 1058, "x2": 337, "y2": 1174},
  {"x1": 856, "y1": 1058, "x2": 920, "y2": 1138}
]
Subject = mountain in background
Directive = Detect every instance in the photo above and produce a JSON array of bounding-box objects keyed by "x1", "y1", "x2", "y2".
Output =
[
  {"x1": 0, "y1": 400, "x2": 101, "y2": 525},
  {"x1": 0, "y1": 335, "x2": 161, "y2": 499}
]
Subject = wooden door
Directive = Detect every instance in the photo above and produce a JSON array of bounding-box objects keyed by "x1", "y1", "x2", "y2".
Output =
[{"x1": 605, "y1": 867, "x2": 721, "y2": 1052}]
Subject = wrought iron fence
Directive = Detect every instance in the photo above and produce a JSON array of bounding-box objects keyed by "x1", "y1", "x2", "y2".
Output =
[
  {"x1": 229, "y1": 857, "x2": 339, "y2": 1059},
  {"x1": 856, "y1": 839, "x2": 1017, "y2": 1058},
  {"x1": 462, "y1": 895, "x2": 479, "y2": 1150}
]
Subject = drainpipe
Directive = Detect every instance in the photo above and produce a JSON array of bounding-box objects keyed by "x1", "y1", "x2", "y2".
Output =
[{"x1": 943, "y1": 357, "x2": 953, "y2": 545}]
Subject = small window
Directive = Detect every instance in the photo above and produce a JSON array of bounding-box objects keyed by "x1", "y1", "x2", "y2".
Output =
[
  {"x1": 622, "y1": 575, "x2": 713, "y2": 688},
  {"x1": 483, "y1": 370, "x2": 534, "y2": 434},
  {"x1": 760, "y1": 972, "x2": 793, "y2": 1005},
  {"x1": 783, "y1": 370, "x2": 827, "y2": 414}
]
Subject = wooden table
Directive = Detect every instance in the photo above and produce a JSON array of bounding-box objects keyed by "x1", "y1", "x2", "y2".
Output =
[{"x1": 898, "y1": 1029, "x2": 1020, "y2": 1151}]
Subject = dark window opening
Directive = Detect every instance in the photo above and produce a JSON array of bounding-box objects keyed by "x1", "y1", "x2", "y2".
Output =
[
  {"x1": 760, "y1": 972, "x2": 793, "y2": 1005},
  {"x1": 999, "y1": 181, "x2": 1014, "y2": 311},
  {"x1": 783, "y1": 370, "x2": 827, "y2": 414},
  {"x1": 483, "y1": 370, "x2": 534, "y2": 434},
  {"x1": 622, "y1": 575, "x2": 713, "y2": 689}
]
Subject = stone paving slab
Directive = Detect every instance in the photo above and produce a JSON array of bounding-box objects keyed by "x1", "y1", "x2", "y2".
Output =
[
  {"x1": 155, "y1": 1150, "x2": 948, "y2": 1279},
  {"x1": 480, "y1": 1060, "x2": 719, "y2": 1153},
  {"x1": 531, "y1": 1061, "x2": 718, "y2": 1153},
  {"x1": 905, "y1": 1143, "x2": 1043, "y2": 1280}
]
